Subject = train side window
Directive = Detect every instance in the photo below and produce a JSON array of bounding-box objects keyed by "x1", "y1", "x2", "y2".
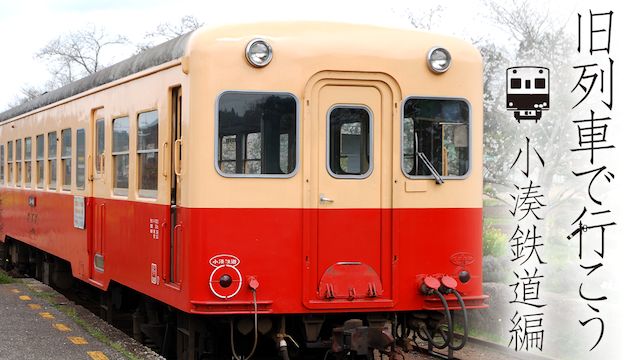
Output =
[
  {"x1": 15, "y1": 139, "x2": 22, "y2": 187},
  {"x1": 76, "y1": 129, "x2": 85, "y2": 190},
  {"x1": 48, "y1": 131, "x2": 57, "y2": 190},
  {"x1": 95, "y1": 118, "x2": 105, "y2": 174},
  {"x1": 510, "y1": 78, "x2": 521, "y2": 89},
  {"x1": 217, "y1": 92, "x2": 297, "y2": 177},
  {"x1": 61, "y1": 128, "x2": 72, "y2": 190},
  {"x1": 137, "y1": 110, "x2": 158, "y2": 198},
  {"x1": 36, "y1": 135, "x2": 44, "y2": 189},
  {"x1": 402, "y1": 98, "x2": 470, "y2": 178},
  {"x1": 0, "y1": 144, "x2": 4, "y2": 185},
  {"x1": 24, "y1": 137, "x2": 32, "y2": 187},
  {"x1": 7, "y1": 141, "x2": 13, "y2": 186},
  {"x1": 328, "y1": 106, "x2": 372, "y2": 178},
  {"x1": 112, "y1": 116, "x2": 130, "y2": 195}
]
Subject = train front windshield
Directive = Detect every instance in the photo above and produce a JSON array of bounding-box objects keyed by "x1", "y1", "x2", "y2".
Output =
[{"x1": 402, "y1": 98, "x2": 470, "y2": 178}]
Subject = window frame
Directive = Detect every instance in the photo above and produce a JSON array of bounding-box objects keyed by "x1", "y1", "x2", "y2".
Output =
[
  {"x1": 36, "y1": 134, "x2": 44, "y2": 189},
  {"x1": 400, "y1": 96, "x2": 473, "y2": 180},
  {"x1": 61, "y1": 128, "x2": 72, "y2": 191},
  {"x1": 136, "y1": 109, "x2": 159, "y2": 199},
  {"x1": 76, "y1": 128, "x2": 86, "y2": 191},
  {"x1": 326, "y1": 104, "x2": 374, "y2": 180},
  {"x1": 47, "y1": 131, "x2": 58, "y2": 190},
  {"x1": 112, "y1": 116, "x2": 130, "y2": 196},
  {"x1": 95, "y1": 118, "x2": 105, "y2": 176},
  {"x1": 24, "y1": 137, "x2": 32, "y2": 188},
  {"x1": 15, "y1": 138, "x2": 22, "y2": 187},
  {"x1": 0, "y1": 144, "x2": 4, "y2": 185},
  {"x1": 214, "y1": 90, "x2": 300, "y2": 179},
  {"x1": 7, "y1": 140, "x2": 13, "y2": 186}
]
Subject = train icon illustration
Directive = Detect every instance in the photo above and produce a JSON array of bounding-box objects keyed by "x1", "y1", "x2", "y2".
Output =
[{"x1": 506, "y1": 66, "x2": 549, "y2": 122}]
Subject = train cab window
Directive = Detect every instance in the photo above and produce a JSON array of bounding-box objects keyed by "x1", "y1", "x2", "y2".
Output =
[
  {"x1": 402, "y1": 98, "x2": 470, "y2": 178},
  {"x1": 535, "y1": 78, "x2": 546, "y2": 89},
  {"x1": 24, "y1": 137, "x2": 32, "y2": 187},
  {"x1": 76, "y1": 129, "x2": 85, "y2": 190},
  {"x1": 510, "y1": 78, "x2": 521, "y2": 89},
  {"x1": 328, "y1": 107, "x2": 372, "y2": 177},
  {"x1": 36, "y1": 135, "x2": 44, "y2": 189},
  {"x1": 112, "y1": 116, "x2": 129, "y2": 195},
  {"x1": 48, "y1": 131, "x2": 57, "y2": 190},
  {"x1": 217, "y1": 92, "x2": 297, "y2": 177},
  {"x1": 137, "y1": 111, "x2": 158, "y2": 197},
  {"x1": 15, "y1": 139, "x2": 22, "y2": 187},
  {"x1": 95, "y1": 118, "x2": 105, "y2": 175},
  {"x1": 0, "y1": 144, "x2": 4, "y2": 185},
  {"x1": 7, "y1": 141, "x2": 13, "y2": 185},
  {"x1": 61, "y1": 128, "x2": 72, "y2": 190}
]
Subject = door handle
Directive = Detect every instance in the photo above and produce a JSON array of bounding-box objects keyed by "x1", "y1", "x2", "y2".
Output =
[
  {"x1": 319, "y1": 194, "x2": 334, "y2": 203},
  {"x1": 174, "y1": 139, "x2": 183, "y2": 177},
  {"x1": 162, "y1": 142, "x2": 168, "y2": 178}
]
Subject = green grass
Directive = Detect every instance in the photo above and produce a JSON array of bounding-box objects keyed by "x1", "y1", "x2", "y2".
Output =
[
  {"x1": 27, "y1": 286, "x2": 141, "y2": 360},
  {"x1": 55, "y1": 305, "x2": 141, "y2": 360},
  {"x1": 0, "y1": 269, "x2": 16, "y2": 284}
]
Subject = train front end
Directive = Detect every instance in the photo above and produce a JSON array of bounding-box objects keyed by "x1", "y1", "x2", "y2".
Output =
[{"x1": 179, "y1": 22, "x2": 485, "y2": 357}]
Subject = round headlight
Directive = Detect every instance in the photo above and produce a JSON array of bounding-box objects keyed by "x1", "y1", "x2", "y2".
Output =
[
  {"x1": 427, "y1": 47, "x2": 452, "y2": 73},
  {"x1": 245, "y1": 38, "x2": 273, "y2": 67}
]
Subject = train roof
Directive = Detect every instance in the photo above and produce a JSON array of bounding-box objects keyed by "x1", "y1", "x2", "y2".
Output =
[
  {"x1": 0, "y1": 31, "x2": 193, "y2": 123},
  {"x1": 0, "y1": 22, "x2": 479, "y2": 123}
]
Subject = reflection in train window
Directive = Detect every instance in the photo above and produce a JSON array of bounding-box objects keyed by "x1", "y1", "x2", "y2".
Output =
[
  {"x1": 403, "y1": 98, "x2": 470, "y2": 178},
  {"x1": 95, "y1": 118, "x2": 105, "y2": 174},
  {"x1": 217, "y1": 92, "x2": 297, "y2": 176},
  {"x1": 76, "y1": 129, "x2": 85, "y2": 190},
  {"x1": 36, "y1": 135, "x2": 44, "y2": 188},
  {"x1": 7, "y1": 141, "x2": 13, "y2": 185},
  {"x1": 328, "y1": 107, "x2": 371, "y2": 178},
  {"x1": 15, "y1": 139, "x2": 22, "y2": 187},
  {"x1": 25, "y1": 137, "x2": 32, "y2": 187},
  {"x1": 0, "y1": 145, "x2": 4, "y2": 185},
  {"x1": 113, "y1": 117, "x2": 129, "y2": 195},
  {"x1": 137, "y1": 110, "x2": 158, "y2": 197},
  {"x1": 48, "y1": 131, "x2": 57, "y2": 190},
  {"x1": 61, "y1": 128, "x2": 72, "y2": 190}
]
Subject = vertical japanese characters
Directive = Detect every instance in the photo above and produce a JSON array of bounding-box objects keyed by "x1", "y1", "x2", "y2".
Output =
[
  {"x1": 508, "y1": 120, "x2": 548, "y2": 350},
  {"x1": 568, "y1": 10, "x2": 615, "y2": 352}
]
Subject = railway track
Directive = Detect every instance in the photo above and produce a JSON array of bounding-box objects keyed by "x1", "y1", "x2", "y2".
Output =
[{"x1": 2, "y1": 269, "x2": 552, "y2": 360}]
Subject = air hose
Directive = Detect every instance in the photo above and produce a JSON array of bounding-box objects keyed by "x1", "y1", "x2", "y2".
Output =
[
  {"x1": 417, "y1": 289, "x2": 452, "y2": 350},
  {"x1": 230, "y1": 289, "x2": 259, "y2": 360},
  {"x1": 443, "y1": 288, "x2": 468, "y2": 351}
]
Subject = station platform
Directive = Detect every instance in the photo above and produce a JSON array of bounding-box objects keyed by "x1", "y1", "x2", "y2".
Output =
[{"x1": 0, "y1": 276, "x2": 158, "y2": 360}]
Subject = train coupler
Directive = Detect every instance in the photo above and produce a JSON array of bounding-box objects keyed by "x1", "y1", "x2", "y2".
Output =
[{"x1": 331, "y1": 319, "x2": 394, "y2": 359}]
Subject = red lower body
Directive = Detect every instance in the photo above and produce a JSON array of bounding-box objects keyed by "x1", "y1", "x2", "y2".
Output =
[{"x1": 0, "y1": 188, "x2": 486, "y2": 315}]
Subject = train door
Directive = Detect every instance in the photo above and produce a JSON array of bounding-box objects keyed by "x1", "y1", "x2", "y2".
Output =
[
  {"x1": 303, "y1": 73, "x2": 398, "y2": 309},
  {"x1": 168, "y1": 86, "x2": 183, "y2": 285},
  {"x1": 88, "y1": 107, "x2": 107, "y2": 285}
]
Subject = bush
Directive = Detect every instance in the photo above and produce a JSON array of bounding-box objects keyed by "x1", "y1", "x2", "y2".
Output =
[{"x1": 483, "y1": 220, "x2": 507, "y2": 257}]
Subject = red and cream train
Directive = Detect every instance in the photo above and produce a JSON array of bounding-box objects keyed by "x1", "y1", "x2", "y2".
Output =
[{"x1": 0, "y1": 22, "x2": 485, "y2": 359}]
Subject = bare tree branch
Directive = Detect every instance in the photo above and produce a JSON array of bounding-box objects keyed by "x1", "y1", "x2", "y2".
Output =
[
  {"x1": 137, "y1": 15, "x2": 203, "y2": 52},
  {"x1": 403, "y1": 6, "x2": 443, "y2": 31},
  {"x1": 35, "y1": 24, "x2": 128, "y2": 86}
]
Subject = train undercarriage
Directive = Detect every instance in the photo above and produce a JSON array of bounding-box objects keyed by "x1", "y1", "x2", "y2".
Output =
[{"x1": 1, "y1": 237, "x2": 470, "y2": 360}]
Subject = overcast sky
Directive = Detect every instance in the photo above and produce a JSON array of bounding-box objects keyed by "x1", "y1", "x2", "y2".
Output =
[{"x1": 0, "y1": 0, "x2": 581, "y2": 111}]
